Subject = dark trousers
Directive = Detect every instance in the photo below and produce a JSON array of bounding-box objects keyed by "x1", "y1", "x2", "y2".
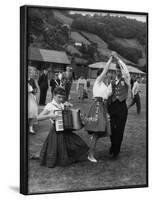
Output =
[
  {"x1": 65, "y1": 82, "x2": 72, "y2": 101},
  {"x1": 39, "y1": 88, "x2": 48, "y2": 105},
  {"x1": 128, "y1": 93, "x2": 141, "y2": 114},
  {"x1": 109, "y1": 100, "x2": 128, "y2": 156}
]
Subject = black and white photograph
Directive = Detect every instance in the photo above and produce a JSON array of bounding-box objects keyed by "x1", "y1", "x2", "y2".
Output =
[{"x1": 20, "y1": 5, "x2": 148, "y2": 195}]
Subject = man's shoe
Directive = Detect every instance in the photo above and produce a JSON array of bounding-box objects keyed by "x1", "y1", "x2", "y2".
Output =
[
  {"x1": 112, "y1": 153, "x2": 119, "y2": 159},
  {"x1": 109, "y1": 147, "x2": 113, "y2": 155}
]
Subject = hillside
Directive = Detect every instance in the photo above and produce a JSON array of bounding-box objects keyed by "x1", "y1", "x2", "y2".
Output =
[
  {"x1": 80, "y1": 31, "x2": 108, "y2": 49},
  {"x1": 27, "y1": 8, "x2": 147, "y2": 71},
  {"x1": 71, "y1": 12, "x2": 147, "y2": 68},
  {"x1": 114, "y1": 37, "x2": 146, "y2": 67},
  {"x1": 53, "y1": 10, "x2": 73, "y2": 26}
]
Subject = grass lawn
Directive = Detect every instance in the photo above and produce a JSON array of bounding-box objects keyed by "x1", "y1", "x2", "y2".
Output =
[{"x1": 28, "y1": 83, "x2": 147, "y2": 194}]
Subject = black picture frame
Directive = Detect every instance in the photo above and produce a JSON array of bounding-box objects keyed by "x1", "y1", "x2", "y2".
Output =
[{"x1": 20, "y1": 5, "x2": 148, "y2": 195}]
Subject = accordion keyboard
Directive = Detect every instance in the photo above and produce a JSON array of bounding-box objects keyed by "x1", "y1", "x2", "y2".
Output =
[{"x1": 54, "y1": 110, "x2": 64, "y2": 131}]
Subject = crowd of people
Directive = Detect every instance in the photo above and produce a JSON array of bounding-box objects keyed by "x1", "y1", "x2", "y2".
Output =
[{"x1": 28, "y1": 51, "x2": 143, "y2": 167}]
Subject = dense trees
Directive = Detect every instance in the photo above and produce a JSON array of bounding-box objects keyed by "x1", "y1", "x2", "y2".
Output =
[
  {"x1": 27, "y1": 8, "x2": 147, "y2": 65},
  {"x1": 71, "y1": 14, "x2": 147, "y2": 44},
  {"x1": 78, "y1": 43, "x2": 99, "y2": 63},
  {"x1": 27, "y1": 8, "x2": 70, "y2": 50},
  {"x1": 108, "y1": 40, "x2": 143, "y2": 63},
  {"x1": 71, "y1": 13, "x2": 146, "y2": 64}
]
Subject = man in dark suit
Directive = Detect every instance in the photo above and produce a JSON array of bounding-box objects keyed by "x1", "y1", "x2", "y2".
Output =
[
  {"x1": 108, "y1": 55, "x2": 130, "y2": 158},
  {"x1": 38, "y1": 69, "x2": 48, "y2": 106}
]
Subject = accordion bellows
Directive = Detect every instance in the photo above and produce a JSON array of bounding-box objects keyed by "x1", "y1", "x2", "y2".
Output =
[{"x1": 62, "y1": 109, "x2": 73, "y2": 130}]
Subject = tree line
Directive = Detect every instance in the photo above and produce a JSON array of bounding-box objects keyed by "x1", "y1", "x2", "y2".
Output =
[
  {"x1": 27, "y1": 8, "x2": 147, "y2": 65},
  {"x1": 71, "y1": 13, "x2": 147, "y2": 64}
]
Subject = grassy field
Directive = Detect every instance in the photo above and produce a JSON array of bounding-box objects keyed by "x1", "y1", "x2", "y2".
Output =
[{"x1": 28, "y1": 83, "x2": 147, "y2": 194}]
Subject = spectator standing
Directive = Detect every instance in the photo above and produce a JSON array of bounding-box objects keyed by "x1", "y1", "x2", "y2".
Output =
[
  {"x1": 62, "y1": 66, "x2": 73, "y2": 101},
  {"x1": 76, "y1": 76, "x2": 88, "y2": 103},
  {"x1": 128, "y1": 77, "x2": 141, "y2": 114},
  {"x1": 50, "y1": 73, "x2": 61, "y2": 97},
  {"x1": 38, "y1": 69, "x2": 48, "y2": 106},
  {"x1": 28, "y1": 66, "x2": 38, "y2": 134}
]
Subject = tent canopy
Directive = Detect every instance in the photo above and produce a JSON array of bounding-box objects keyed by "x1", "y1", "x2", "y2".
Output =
[{"x1": 88, "y1": 61, "x2": 145, "y2": 74}]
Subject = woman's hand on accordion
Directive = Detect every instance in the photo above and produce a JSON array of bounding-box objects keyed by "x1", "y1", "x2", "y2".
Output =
[
  {"x1": 48, "y1": 113, "x2": 61, "y2": 121},
  {"x1": 63, "y1": 102, "x2": 73, "y2": 109}
]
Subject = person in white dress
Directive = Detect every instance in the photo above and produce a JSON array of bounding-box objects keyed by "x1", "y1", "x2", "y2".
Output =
[
  {"x1": 84, "y1": 52, "x2": 116, "y2": 163},
  {"x1": 76, "y1": 76, "x2": 88, "y2": 103},
  {"x1": 28, "y1": 66, "x2": 39, "y2": 134},
  {"x1": 28, "y1": 83, "x2": 38, "y2": 134}
]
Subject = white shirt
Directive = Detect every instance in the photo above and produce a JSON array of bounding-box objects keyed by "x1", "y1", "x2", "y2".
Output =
[
  {"x1": 58, "y1": 72, "x2": 63, "y2": 80},
  {"x1": 93, "y1": 80, "x2": 112, "y2": 99},
  {"x1": 44, "y1": 99, "x2": 64, "y2": 123},
  {"x1": 132, "y1": 81, "x2": 140, "y2": 96},
  {"x1": 117, "y1": 58, "x2": 130, "y2": 86}
]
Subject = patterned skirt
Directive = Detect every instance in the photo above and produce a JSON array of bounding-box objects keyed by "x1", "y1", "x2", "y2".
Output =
[
  {"x1": 85, "y1": 98, "x2": 111, "y2": 137},
  {"x1": 39, "y1": 123, "x2": 89, "y2": 168}
]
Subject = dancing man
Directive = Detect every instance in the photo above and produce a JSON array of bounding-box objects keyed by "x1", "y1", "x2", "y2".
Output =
[{"x1": 108, "y1": 54, "x2": 130, "y2": 158}]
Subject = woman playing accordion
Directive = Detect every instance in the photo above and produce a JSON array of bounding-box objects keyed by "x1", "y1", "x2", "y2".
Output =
[{"x1": 37, "y1": 87, "x2": 89, "y2": 168}]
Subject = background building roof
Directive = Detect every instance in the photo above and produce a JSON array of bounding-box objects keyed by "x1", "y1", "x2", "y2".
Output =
[
  {"x1": 28, "y1": 47, "x2": 71, "y2": 65},
  {"x1": 65, "y1": 45, "x2": 82, "y2": 56}
]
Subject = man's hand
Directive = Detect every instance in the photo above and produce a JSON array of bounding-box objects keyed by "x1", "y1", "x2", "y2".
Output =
[{"x1": 111, "y1": 51, "x2": 117, "y2": 58}]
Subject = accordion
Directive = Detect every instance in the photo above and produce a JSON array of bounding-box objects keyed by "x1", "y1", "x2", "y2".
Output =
[{"x1": 54, "y1": 109, "x2": 83, "y2": 132}]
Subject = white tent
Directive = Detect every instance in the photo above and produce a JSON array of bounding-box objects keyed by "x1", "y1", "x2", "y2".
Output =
[{"x1": 88, "y1": 61, "x2": 145, "y2": 74}]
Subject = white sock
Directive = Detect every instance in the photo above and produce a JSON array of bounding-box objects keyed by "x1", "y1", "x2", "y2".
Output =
[{"x1": 29, "y1": 126, "x2": 34, "y2": 132}]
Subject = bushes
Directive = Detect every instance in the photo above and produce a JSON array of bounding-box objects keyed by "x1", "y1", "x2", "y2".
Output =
[{"x1": 108, "y1": 40, "x2": 142, "y2": 64}]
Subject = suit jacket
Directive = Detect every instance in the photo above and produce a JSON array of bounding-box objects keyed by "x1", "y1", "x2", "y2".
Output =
[
  {"x1": 38, "y1": 74, "x2": 48, "y2": 89},
  {"x1": 50, "y1": 78, "x2": 60, "y2": 91},
  {"x1": 111, "y1": 78, "x2": 128, "y2": 102}
]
